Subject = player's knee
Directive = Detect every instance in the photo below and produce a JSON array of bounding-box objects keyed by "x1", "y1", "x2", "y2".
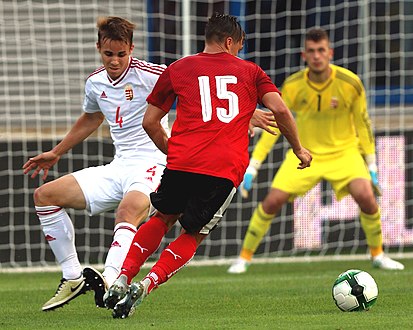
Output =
[
  {"x1": 360, "y1": 202, "x2": 379, "y2": 215},
  {"x1": 116, "y1": 205, "x2": 150, "y2": 227},
  {"x1": 262, "y1": 195, "x2": 285, "y2": 215},
  {"x1": 154, "y1": 212, "x2": 180, "y2": 230},
  {"x1": 33, "y1": 185, "x2": 52, "y2": 206},
  {"x1": 357, "y1": 196, "x2": 378, "y2": 215}
]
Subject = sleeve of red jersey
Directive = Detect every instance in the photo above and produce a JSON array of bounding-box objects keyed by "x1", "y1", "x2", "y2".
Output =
[
  {"x1": 146, "y1": 67, "x2": 176, "y2": 113},
  {"x1": 255, "y1": 66, "x2": 281, "y2": 105}
]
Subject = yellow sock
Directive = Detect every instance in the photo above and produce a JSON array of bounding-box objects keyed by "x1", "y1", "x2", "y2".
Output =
[
  {"x1": 360, "y1": 208, "x2": 383, "y2": 257},
  {"x1": 240, "y1": 203, "x2": 275, "y2": 261}
]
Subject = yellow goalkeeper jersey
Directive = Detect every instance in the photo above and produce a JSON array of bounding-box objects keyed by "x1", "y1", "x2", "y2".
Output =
[{"x1": 252, "y1": 64, "x2": 375, "y2": 162}]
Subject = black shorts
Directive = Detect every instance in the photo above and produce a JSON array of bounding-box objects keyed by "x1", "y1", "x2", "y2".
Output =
[{"x1": 150, "y1": 168, "x2": 234, "y2": 233}]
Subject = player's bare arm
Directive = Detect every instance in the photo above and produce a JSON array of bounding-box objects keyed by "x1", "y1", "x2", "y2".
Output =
[
  {"x1": 142, "y1": 104, "x2": 169, "y2": 155},
  {"x1": 248, "y1": 108, "x2": 278, "y2": 137},
  {"x1": 262, "y1": 92, "x2": 312, "y2": 169},
  {"x1": 23, "y1": 112, "x2": 104, "y2": 180}
]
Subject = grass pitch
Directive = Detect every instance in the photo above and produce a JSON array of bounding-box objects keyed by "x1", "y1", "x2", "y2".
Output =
[{"x1": 1, "y1": 258, "x2": 412, "y2": 329}]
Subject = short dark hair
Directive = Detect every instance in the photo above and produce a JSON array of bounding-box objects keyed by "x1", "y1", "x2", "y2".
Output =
[
  {"x1": 305, "y1": 28, "x2": 330, "y2": 43},
  {"x1": 205, "y1": 13, "x2": 245, "y2": 44},
  {"x1": 96, "y1": 16, "x2": 136, "y2": 46}
]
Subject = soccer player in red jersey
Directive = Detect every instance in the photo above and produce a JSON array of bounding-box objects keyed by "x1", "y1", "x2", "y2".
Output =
[
  {"x1": 23, "y1": 15, "x2": 278, "y2": 312},
  {"x1": 104, "y1": 13, "x2": 312, "y2": 319}
]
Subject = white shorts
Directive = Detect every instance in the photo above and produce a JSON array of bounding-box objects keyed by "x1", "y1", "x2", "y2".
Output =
[
  {"x1": 72, "y1": 157, "x2": 165, "y2": 216},
  {"x1": 199, "y1": 187, "x2": 236, "y2": 235}
]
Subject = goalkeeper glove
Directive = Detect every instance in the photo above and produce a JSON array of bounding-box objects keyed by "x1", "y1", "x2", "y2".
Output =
[
  {"x1": 364, "y1": 154, "x2": 382, "y2": 197},
  {"x1": 239, "y1": 159, "x2": 261, "y2": 199}
]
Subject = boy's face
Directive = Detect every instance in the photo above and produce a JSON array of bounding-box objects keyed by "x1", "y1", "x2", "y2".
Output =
[
  {"x1": 97, "y1": 38, "x2": 134, "y2": 80},
  {"x1": 302, "y1": 38, "x2": 333, "y2": 74}
]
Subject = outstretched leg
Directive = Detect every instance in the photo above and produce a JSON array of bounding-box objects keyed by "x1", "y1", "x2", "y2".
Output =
[
  {"x1": 104, "y1": 213, "x2": 175, "y2": 309},
  {"x1": 112, "y1": 231, "x2": 204, "y2": 319}
]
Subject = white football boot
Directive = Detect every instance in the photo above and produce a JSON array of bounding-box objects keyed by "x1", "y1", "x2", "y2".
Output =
[
  {"x1": 227, "y1": 257, "x2": 250, "y2": 274},
  {"x1": 372, "y1": 253, "x2": 404, "y2": 270}
]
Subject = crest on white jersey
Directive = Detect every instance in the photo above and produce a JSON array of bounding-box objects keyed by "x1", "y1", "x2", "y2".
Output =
[{"x1": 124, "y1": 84, "x2": 133, "y2": 101}]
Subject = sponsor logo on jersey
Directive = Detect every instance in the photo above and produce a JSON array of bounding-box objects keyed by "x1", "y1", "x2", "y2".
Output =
[
  {"x1": 100, "y1": 91, "x2": 107, "y2": 98},
  {"x1": 330, "y1": 96, "x2": 339, "y2": 109},
  {"x1": 124, "y1": 84, "x2": 133, "y2": 101}
]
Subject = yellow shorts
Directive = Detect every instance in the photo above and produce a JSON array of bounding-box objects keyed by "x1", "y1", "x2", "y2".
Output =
[{"x1": 272, "y1": 147, "x2": 370, "y2": 201}]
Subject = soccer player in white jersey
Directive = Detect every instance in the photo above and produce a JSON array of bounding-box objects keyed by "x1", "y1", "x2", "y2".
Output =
[
  {"x1": 23, "y1": 16, "x2": 278, "y2": 312},
  {"x1": 23, "y1": 16, "x2": 169, "y2": 311}
]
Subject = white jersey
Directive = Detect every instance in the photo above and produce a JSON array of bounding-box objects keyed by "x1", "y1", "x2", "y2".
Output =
[{"x1": 83, "y1": 57, "x2": 169, "y2": 161}]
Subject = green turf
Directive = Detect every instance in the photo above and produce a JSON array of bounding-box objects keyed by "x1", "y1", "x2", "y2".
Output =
[{"x1": 1, "y1": 259, "x2": 412, "y2": 329}]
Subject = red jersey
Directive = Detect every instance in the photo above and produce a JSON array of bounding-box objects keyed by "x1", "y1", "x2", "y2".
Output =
[{"x1": 146, "y1": 52, "x2": 280, "y2": 187}]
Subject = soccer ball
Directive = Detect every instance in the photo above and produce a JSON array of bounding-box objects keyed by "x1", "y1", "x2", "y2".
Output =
[{"x1": 332, "y1": 269, "x2": 378, "y2": 312}]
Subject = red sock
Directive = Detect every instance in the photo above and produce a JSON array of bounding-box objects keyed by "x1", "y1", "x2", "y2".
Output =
[
  {"x1": 145, "y1": 233, "x2": 197, "y2": 293},
  {"x1": 120, "y1": 216, "x2": 168, "y2": 283}
]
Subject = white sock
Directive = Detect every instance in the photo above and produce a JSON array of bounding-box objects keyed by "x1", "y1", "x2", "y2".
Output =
[
  {"x1": 103, "y1": 222, "x2": 137, "y2": 286},
  {"x1": 372, "y1": 252, "x2": 384, "y2": 261},
  {"x1": 36, "y1": 206, "x2": 82, "y2": 280}
]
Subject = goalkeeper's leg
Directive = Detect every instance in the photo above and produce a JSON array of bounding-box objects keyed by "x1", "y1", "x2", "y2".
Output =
[
  {"x1": 360, "y1": 209, "x2": 404, "y2": 270},
  {"x1": 349, "y1": 179, "x2": 404, "y2": 270},
  {"x1": 228, "y1": 189, "x2": 289, "y2": 274}
]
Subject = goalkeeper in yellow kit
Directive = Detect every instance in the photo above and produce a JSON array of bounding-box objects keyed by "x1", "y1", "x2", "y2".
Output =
[{"x1": 228, "y1": 28, "x2": 404, "y2": 273}]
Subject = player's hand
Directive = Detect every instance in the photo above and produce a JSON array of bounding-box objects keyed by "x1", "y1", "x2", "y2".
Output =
[
  {"x1": 23, "y1": 151, "x2": 60, "y2": 180},
  {"x1": 238, "y1": 165, "x2": 258, "y2": 198},
  {"x1": 248, "y1": 109, "x2": 278, "y2": 137},
  {"x1": 293, "y1": 147, "x2": 312, "y2": 169},
  {"x1": 368, "y1": 166, "x2": 382, "y2": 197},
  {"x1": 363, "y1": 154, "x2": 382, "y2": 196}
]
